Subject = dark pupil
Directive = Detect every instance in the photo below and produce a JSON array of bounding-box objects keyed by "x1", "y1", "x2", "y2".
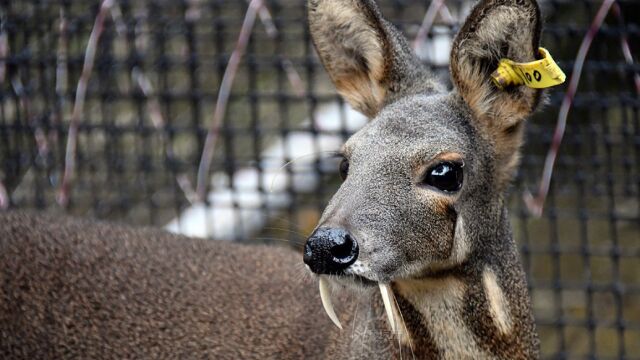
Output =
[
  {"x1": 339, "y1": 159, "x2": 349, "y2": 180},
  {"x1": 426, "y1": 162, "x2": 463, "y2": 192}
]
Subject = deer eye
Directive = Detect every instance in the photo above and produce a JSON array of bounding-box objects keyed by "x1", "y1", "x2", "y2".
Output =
[
  {"x1": 422, "y1": 162, "x2": 463, "y2": 192},
  {"x1": 339, "y1": 158, "x2": 349, "y2": 180}
]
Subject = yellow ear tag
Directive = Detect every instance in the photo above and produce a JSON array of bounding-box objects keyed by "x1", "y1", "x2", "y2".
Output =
[{"x1": 491, "y1": 47, "x2": 566, "y2": 90}]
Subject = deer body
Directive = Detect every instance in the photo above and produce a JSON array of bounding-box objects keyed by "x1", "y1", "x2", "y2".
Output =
[
  {"x1": 2, "y1": 0, "x2": 548, "y2": 358},
  {"x1": 0, "y1": 212, "x2": 334, "y2": 358}
]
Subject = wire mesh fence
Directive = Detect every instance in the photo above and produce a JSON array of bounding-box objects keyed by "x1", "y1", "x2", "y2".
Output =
[{"x1": 0, "y1": 0, "x2": 638, "y2": 358}]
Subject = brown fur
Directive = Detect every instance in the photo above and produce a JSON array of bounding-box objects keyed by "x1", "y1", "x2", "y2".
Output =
[
  {"x1": 0, "y1": 212, "x2": 332, "y2": 359},
  {"x1": 1, "y1": 0, "x2": 547, "y2": 358},
  {"x1": 433, "y1": 152, "x2": 465, "y2": 163}
]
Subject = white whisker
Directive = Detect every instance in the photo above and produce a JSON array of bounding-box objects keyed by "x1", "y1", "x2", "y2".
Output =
[{"x1": 268, "y1": 150, "x2": 340, "y2": 193}]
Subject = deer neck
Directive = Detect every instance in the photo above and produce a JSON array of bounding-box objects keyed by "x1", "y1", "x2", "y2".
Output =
[
  {"x1": 384, "y1": 206, "x2": 537, "y2": 359},
  {"x1": 334, "y1": 205, "x2": 537, "y2": 359}
]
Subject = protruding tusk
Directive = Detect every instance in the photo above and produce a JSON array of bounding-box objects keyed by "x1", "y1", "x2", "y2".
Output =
[
  {"x1": 319, "y1": 276, "x2": 343, "y2": 329},
  {"x1": 379, "y1": 283, "x2": 397, "y2": 333}
]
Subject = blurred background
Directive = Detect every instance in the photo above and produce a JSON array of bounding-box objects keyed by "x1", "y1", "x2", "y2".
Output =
[{"x1": 0, "y1": 0, "x2": 638, "y2": 358}]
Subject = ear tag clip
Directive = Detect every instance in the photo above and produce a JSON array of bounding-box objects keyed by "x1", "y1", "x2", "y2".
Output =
[{"x1": 491, "y1": 47, "x2": 566, "y2": 90}]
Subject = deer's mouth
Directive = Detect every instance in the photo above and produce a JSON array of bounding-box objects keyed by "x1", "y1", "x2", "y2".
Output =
[
  {"x1": 317, "y1": 261, "x2": 403, "y2": 329},
  {"x1": 326, "y1": 272, "x2": 378, "y2": 289},
  {"x1": 318, "y1": 275, "x2": 408, "y2": 337},
  {"x1": 346, "y1": 274, "x2": 377, "y2": 286}
]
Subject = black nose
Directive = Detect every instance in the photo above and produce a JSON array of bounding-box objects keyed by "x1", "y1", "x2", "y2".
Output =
[{"x1": 303, "y1": 228, "x2": 358, "y2": 275}]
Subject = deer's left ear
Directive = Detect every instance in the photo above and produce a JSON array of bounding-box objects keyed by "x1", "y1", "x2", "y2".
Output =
[{"x1": 450, "y1": 0, "x2": 543, "y2": 172}]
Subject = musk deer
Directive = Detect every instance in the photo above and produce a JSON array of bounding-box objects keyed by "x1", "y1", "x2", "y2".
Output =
[{"x1": 1, "y1": 0, "x2": 554, "y2": 358}]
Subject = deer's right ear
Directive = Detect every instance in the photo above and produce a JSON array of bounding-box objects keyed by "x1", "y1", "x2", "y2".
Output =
[
  {"x1": 308, "y1": 0, "x2": 439, "y2": 118},
  {"x1": 308, "y1": 0, "x2": 388, "y2": 117}
]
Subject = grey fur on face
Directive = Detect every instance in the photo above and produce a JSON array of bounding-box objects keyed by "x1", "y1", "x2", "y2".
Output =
[{"x1": 320, "y1": 94, "x2": 481, "y2": 282}]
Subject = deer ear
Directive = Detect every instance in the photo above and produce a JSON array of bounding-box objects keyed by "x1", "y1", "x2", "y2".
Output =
[
  {"x1": 450, "y1": 0, "x2": 543, "y2": 175},
  {"x1": 308, "y1": 0, "x2": 440, "y2": 117}
]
